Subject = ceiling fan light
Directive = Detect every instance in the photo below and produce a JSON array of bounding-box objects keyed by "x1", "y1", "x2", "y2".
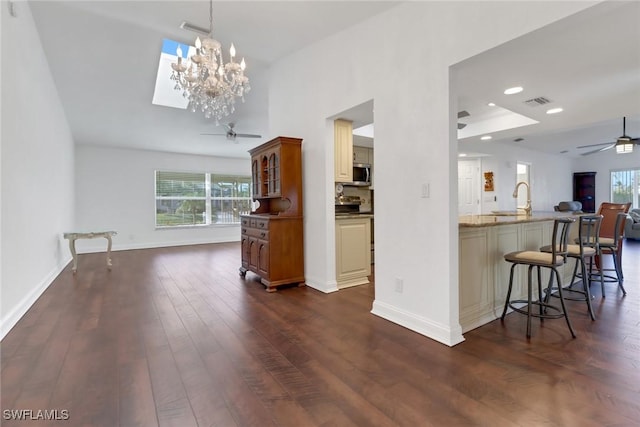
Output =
[{"x1": 615, "y1": 139, "x2": 634, "y2": 154}]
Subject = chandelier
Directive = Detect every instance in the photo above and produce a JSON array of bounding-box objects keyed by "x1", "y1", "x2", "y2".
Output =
[{"x1": 170, "y1": 0, "x2": 250, "y2": 122}]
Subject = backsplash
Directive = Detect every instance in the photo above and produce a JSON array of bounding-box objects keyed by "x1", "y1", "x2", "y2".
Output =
[{"x1": 341, "y1": 186, "x2": 372, "y2": 212}]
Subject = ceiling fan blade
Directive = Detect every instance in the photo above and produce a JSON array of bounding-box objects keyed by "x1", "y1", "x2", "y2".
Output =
[
  {"x1": 200, "y1": 133, "x2": 228, "y2": 136},
  {"x1": 580, "y1": 143, "x2": 615, "y2": 156},
  {"x1": 234, "y1": 133, "x2": 262, "y2": 138},
  {"x1": 576, "y1": 141, "x2": 615, "y2": 149}
]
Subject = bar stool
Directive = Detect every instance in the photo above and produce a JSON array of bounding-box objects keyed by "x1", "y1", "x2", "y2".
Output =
[
  {"x1": 501, "y1": 218, "x2": 576, "y2": 338},
  {"x1": 540, "y1": 214, "x2": 602, "y2": 320},
  {"x1": 594, "y1": 212, "x2": 628, "y2": 296}
]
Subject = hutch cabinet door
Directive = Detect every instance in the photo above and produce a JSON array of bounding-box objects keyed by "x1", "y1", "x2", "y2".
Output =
[
  {"x1": 257, "y1": 240, "x2": 270, "y2": 277},
  {"x1": 268, "y1": 150, "x2": 281, "y2": 196}
]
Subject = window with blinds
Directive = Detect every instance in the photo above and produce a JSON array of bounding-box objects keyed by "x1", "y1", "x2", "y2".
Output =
[
  {"x1": 611, "y1": 168, "x2": 640, "y2": 209},
  {"x1": 155, "y1": 171, "x2": 251, "y2": 227}
]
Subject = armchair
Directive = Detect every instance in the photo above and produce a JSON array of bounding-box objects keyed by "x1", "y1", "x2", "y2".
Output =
[{"x1": 625, "y1": 209, "x2": 640, "y2": 240}]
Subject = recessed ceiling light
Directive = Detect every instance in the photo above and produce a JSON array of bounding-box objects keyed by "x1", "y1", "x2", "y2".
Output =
[
  {"x1": 458, "y1": 153, "x2": 467, "y2": 157},
  {"x1": 504, "y1": 86, "x2": 523, "y2": 95},
  {"x1": 487, "y1": 102, "x2": 496, "y2": 107},
  {"x1": 480, "y1": 135, "x2": 492, "y2": 140},
  {"x1": 546, "y1": 107, "x2": 563, "y2": 114}
]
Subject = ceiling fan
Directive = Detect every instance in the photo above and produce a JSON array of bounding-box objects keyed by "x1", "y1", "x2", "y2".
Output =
[
  {"x1": 577, "y1": 117, "x2": 639, "y2": 155},
  {"x1": 457, "y1": 110, "x2": 470, "y2": 130},
  {"x1": 201, "y1": 123, "x2": 262, "y2": 143}
]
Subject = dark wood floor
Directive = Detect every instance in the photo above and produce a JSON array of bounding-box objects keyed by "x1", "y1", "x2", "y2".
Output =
[{"x1": 1, "y1": 240, "x2": 639, "y2": 426}]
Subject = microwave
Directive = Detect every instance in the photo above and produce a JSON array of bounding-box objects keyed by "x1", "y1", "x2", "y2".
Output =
[{"x1": 349, "y1": 163, "x2": 371, "y2": 186}]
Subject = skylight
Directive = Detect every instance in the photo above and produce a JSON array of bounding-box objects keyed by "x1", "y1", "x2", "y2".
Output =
[{"x1": 152, "y1": 39, "x2": 194, "y2": 109}]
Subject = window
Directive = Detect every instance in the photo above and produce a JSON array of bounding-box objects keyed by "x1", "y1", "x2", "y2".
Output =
[
  {"x1": 210, "y1": 174, "x2": 252, "y2": 224},
  {"x1": 611, "y1": 168, "x2": 640, "y2": 209},
  {"x1": 155, "y1": 171, "x2": 251, "y2": 227}
]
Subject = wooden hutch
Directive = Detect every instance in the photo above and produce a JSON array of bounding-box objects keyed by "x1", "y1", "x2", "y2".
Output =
[{"x1": 239, "y1": 136, "x2": 304, "y2": 291}]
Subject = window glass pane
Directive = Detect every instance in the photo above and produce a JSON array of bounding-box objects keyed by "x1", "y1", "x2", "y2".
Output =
[
  {"x1": 210, "y1": 175, "x2": 252, "y2": 224},
  {"x1": 156, "y1": 171, "x2": 206, "y2": 197},
  {"x1": 611, "y1": 169, "x2": 639, "y2": 208},
  {"x1": 156, "y1": 199, "x2": 206, "y2": 226},
  {"x1": 211, "y1": 175, "x2": 251, "y2": 198},
  {"x1": 211, "y1": 199, "x2": 252, "y2": 224}
]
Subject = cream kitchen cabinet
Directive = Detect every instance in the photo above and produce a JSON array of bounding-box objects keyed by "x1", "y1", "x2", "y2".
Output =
[
  {"x1": 335, "y1": 216, "x2": 371, "y2": 288},
  {"x1": 353, "y1": 146, "x2": 369, "y2": 164},
  {"x1": 334, "y1": 119, "x2": 353, "y2": 182}
]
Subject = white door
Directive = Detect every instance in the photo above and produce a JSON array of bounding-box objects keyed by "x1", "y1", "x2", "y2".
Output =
[{"x1": 458, "y1": 159, "x2": 481, "y2": 215}]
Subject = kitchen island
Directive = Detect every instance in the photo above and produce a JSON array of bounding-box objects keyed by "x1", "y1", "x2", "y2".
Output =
[{"x1": 459, "y1": 211, "x2": 579, "y2": 333}]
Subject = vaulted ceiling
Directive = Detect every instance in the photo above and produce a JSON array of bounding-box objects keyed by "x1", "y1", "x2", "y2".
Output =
[{"x1": 29, "y1": 1, "x2": 640, "y2": 159}]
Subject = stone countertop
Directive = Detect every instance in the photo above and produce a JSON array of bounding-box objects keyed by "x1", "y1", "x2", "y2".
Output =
[
  {"x1": 459, "y1": 211, "x2": 580, "y2": 228},
  {"x1": 335, "y1": 213, "x2": 374, "y2": 220}
]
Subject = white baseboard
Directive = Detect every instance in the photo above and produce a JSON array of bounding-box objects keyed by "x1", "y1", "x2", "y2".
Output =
[
  {"x1": 0, "y1": 258, "x2": 71, "y2": 340},
  {"x1": 304, "y1": 275, "x2": 339, "y2": 293},
  {"x1": 371, "y1": 299, "x2": 465, "y2": 347},
  {"x1": 76, "y1": 237, "x2": 241, "y2": 254}
]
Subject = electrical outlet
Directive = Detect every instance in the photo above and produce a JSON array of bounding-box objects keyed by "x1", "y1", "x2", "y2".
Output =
[{"x1": 395, "y1": 277, "x2": 404, "y2": 293}]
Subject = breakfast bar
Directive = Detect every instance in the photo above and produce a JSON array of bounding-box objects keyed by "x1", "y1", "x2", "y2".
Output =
[{"x1": 458, "y1": 212, "x2": 579, "y2": 333}]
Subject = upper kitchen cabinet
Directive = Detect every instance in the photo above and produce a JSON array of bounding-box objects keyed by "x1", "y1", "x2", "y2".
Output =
[
  {"x1": 334, "y1": 119, "x2": 353, "y2": 182},
  {"x1": 353, "y1": 146, "x2": 370, "y2": 164},
  {"x1": 249, "y1": 136, "x2": 303, "y2": 216}
]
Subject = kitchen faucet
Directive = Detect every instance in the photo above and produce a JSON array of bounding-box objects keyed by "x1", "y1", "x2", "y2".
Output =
[{"x1": 513, "y1": 181, "x2": 532, "y2": 216}]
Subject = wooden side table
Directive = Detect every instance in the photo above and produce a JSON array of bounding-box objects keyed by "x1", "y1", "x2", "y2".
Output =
[{"x1": 63, "y1": 231, "x2": 117, "y2": 273}]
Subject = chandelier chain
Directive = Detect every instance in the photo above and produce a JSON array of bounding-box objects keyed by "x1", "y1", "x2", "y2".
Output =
[{"x1": 209, "y1": 0, "x2": 213, "y2": 35}]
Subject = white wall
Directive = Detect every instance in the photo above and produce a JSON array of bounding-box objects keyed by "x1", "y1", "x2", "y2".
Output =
[
  {"x1": 460, "y1": 142, "x2": 575, "y2": 214},
  {"x1": 573, "y1": 148, "x2": 640, "y2": 208},
  {"x1": 74, "y1": 145, "x2": 250, "y2": 253},
  {"x1": 1, "y1": 2, "x2": 75, "y2": 337},
  {"x1": 268, "y1": 1, "x2": 593, "y2": 346}
]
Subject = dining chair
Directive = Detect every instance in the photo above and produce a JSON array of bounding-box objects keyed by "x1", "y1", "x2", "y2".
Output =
[
  {"x1": 595, "y1": 212, "x2": 628, "y2": 296},
  {"x1": 596, "y1": 202, "x2": 631, "y2": 282}
]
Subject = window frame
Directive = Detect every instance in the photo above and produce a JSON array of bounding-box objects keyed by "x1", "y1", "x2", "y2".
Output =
[{"x1": 155, "y1": 170, "x2": 252, "y2": 228}]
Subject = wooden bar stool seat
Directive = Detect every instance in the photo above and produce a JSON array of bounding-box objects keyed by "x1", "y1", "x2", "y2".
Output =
[
  {"x1": 540, "y1": 215, "x2": 603, "y2": 320},
  {"x1": 501, "y1": 218, "x2": 576, "y2": 339}
]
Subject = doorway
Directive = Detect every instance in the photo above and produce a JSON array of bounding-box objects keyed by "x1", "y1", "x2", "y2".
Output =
[{"x1": 458, "y1": 159, "x2": 481, "y2": 215}]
